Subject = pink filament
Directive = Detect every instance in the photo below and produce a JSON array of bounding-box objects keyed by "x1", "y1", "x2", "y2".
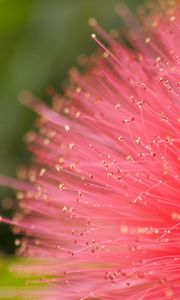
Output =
[{"x1": 1, "y1": 2, "x2": 180, "y2": 299}]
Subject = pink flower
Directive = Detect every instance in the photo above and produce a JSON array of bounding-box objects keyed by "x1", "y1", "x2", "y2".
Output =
[{"x1": 1, "y1": 1, "x2": 180, "y2": 299}]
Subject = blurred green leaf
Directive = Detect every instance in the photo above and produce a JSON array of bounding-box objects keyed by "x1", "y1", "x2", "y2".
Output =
[
  {"x1": 0, "y1": 257, "x2": 25, "y2": 299},
  {"x1": 0, "y1": 258, "x2": 24, "y2": 285},
  {"x1": 0, "y1": 257, "x2": 50, "y2": 299}
]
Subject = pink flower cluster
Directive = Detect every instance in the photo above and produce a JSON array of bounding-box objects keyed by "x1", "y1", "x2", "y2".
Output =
[{"x1": 1, "y1": 1, "x2": 180, "y2": 299}]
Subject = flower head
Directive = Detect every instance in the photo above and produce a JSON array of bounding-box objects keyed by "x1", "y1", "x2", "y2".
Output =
[{"x1": 1, "y1": 1, "x2": 180, "y2": 299}]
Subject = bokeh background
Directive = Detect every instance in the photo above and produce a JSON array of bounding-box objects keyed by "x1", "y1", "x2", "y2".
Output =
[{"x1": 0, "y1": 0, "x2": 145, "y2": 290}]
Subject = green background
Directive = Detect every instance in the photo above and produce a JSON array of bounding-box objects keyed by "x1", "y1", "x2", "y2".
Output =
[{"x1": 0, "y1": 0, "x2": 144, "y2": 290}]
